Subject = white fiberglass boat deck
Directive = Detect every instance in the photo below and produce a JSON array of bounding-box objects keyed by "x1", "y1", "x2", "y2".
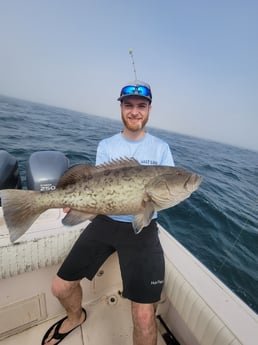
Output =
[{"x1": 0, "y1": 208, "x2": 257, "y2": 345}]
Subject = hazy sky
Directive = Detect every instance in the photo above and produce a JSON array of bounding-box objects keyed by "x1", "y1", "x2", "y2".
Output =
[{"x1": 0, "y1": 0, "x2": 257, "y2": 151}]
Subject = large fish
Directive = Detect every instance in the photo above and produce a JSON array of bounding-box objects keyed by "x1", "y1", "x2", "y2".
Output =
[{"x1": 0, "y1": 158, "x2": 202, "y2": 242}]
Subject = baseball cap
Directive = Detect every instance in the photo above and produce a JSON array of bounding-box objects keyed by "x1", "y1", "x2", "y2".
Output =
[{"x1": 117, "y1": 80, "x2": 152, "y2": 103}]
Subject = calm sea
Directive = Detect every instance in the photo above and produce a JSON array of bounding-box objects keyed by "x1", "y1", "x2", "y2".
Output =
[{"x1": 0, "y1": 94, "x2": 257, "y2": 313}]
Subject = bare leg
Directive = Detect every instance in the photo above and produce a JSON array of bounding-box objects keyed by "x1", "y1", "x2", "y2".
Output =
[
  {"x1": 131, "y1": 302, "x2": 157, "y2": 345},
  {"x1": 43, "y1": 275, "x2": 86, "y2": 345}
]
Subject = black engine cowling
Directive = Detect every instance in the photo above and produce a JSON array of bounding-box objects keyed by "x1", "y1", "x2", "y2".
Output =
[{"x1": 0, "y1": 150, "x2": 22, "y2": 190}]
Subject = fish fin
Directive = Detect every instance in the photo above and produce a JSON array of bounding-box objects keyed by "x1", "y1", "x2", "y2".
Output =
[
  {"x1": 57, "y1": 158, "x2": 140, "y2": 189},
  {"x1": 57, "y1": 164, "x2": 97, "y2": 188},
  {"x1": 62, "y1": 210, "x2": 96, "y2": 226},
  {"x1": 132, "y1": 201, "x2": 155, "y2": 234},
  {"x1": 0, "y1": 189, "x2": 47, "y2": 242},
  {"x1": 96, "y1": 157, "x2": 140, "y2": 170}
]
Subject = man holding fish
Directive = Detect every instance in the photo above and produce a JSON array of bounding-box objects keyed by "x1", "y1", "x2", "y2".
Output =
[
  {"x1": 45, "y1": 80, "x2": 174, "y2": 345},
  {"x1": 0, "y1": 81, "x2": 202, "y2": 344}
]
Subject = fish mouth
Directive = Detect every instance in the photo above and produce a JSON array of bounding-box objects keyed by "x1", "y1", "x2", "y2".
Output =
[{"x1": 185, "y1": 173, "x2": 202, "y2": 192}]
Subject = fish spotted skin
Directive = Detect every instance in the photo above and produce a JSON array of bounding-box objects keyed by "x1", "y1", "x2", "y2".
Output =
[{"x1": 0, "y1": 158, "x2": 202, "y2": 242}]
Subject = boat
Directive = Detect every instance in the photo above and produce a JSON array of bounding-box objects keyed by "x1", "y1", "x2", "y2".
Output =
[{"x1": 0, "y1": 150, "x2": 257, "y2": 345}]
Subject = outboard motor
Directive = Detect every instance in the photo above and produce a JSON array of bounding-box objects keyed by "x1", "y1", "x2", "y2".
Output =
[
  {"x1": 26, "y1": 151, "x2": 69, "y2": 191},
  {"x1": 0, "y1": 150, "x2": 22, "y2": 190}
]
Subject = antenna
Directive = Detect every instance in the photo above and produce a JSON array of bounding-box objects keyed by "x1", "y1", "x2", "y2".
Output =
[{"x1": 129, "y1": 49, "x2": 138, "y2": 80}]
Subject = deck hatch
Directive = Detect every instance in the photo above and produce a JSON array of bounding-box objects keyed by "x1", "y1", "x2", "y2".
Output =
[{"x1": 0, "y1": 293, "x2": 46, "y2": 340}]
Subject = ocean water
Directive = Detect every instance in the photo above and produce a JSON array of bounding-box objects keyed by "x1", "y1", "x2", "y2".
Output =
[{"x1": 0, "y1": 94, "x2": 257, "y2": 313}]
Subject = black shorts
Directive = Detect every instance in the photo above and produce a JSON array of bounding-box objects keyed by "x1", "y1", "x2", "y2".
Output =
[{"x1": 57, "y1": 215, "x2": 165, "y2": 303}]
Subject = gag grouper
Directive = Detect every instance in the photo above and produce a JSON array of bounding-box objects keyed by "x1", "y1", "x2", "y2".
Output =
[{"x1": 0, "y1": 158, "x2": 202, "y2": 242}]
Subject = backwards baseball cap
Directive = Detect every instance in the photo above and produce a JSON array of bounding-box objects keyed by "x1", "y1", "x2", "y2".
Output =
[{"x1": 117, "y1": 80, "x2": 152, "y2": 103}]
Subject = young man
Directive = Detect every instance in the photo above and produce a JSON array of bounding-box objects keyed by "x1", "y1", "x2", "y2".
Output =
[{"x1": 42, "y1": 81, "x2": 174, "y2": 345}]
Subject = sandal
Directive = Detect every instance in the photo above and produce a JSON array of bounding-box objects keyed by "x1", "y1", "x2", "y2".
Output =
[{"x1": 41, "y1": 308, "x2": 87, "y2": 344}]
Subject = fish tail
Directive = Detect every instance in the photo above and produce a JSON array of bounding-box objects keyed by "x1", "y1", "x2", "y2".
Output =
[{"x1": 0, "y1": 189, "x2": 47, "y2": 242}]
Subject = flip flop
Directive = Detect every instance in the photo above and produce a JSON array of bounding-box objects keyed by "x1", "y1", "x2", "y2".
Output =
[{"x1": 41, "y1": 308, "x2": 87, "y2": 345}]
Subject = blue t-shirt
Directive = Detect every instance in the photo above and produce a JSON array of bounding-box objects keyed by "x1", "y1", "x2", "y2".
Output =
[{"x1": 96, "y1": 132, "x2": 175, "y2": 222}]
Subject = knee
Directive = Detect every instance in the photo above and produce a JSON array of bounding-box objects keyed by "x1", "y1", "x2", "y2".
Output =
[{"x1": 51, "y1": 275, "x2": 80, "y2": 299}]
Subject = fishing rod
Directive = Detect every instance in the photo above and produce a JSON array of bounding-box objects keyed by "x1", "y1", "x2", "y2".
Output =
[{"x1": 129, "y1": 49, "x2": 138, "y2": 80}]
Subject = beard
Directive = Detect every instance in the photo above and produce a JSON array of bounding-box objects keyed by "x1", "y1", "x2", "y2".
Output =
[{"x1": 122, "y1": 115, "x2": 149, "y2": 132}]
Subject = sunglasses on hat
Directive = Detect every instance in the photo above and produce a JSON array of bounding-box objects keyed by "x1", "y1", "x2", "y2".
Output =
[{"x1": 118, "y1": 84, "x2": 152, "y2": 102}]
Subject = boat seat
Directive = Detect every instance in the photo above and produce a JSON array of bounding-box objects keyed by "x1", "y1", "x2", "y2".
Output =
[{"x1": 161, "y1": 256, "x2": 242, "y2": 345}]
